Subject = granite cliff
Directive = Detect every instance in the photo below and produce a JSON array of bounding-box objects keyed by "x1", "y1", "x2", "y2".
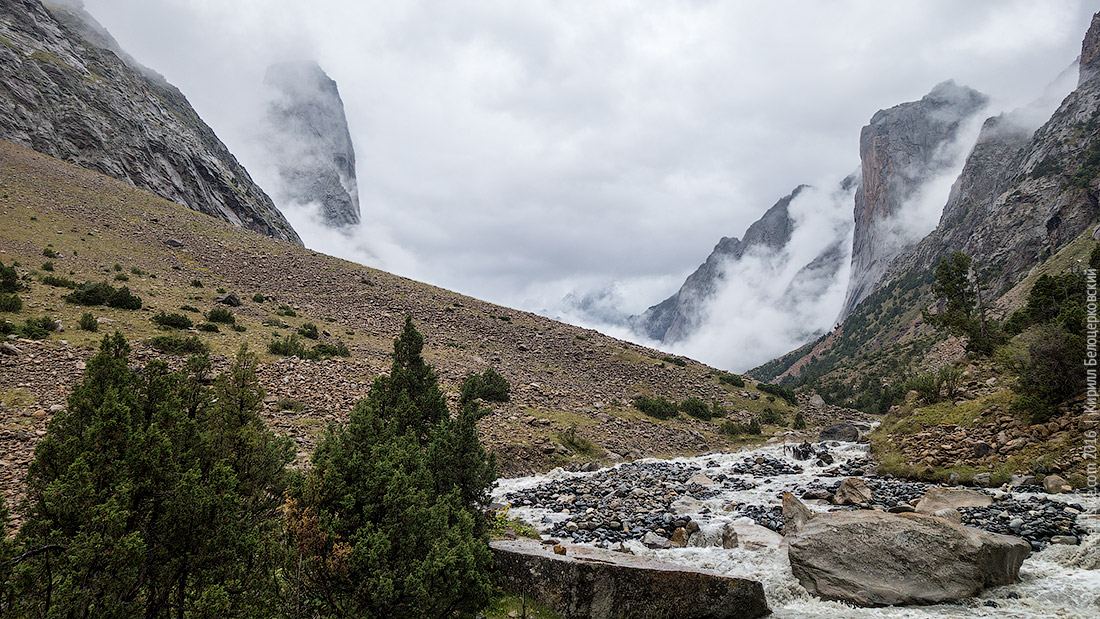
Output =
[
  {"x1": 840, "y1": 81, "x2": 987, "y2": 318},
  {"x1": 262, "y1": 60, "x2": 360, "y2": 227},
  {"x1": 0, "y1": 0, "x2": 300, "y2": 243},
  {"x1": 885, "y1": 59, "x2": 1100, "y2": 296}
]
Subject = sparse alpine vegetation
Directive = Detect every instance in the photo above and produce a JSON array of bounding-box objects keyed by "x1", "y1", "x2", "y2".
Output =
[{"x1": 64, "y1": 281, "x2": 142, "y2": 309}]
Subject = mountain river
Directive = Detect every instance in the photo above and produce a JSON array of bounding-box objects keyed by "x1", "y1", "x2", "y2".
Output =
[{"x1": 493, "y1": 442, "x2": 1100, "y2": 618}]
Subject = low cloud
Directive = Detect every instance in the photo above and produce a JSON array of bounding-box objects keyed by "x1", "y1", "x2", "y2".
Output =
[
  {"x1": 668, "y1": 182, "x2": 856, "y2": 372},
  {"x1": 83, "y1": 0, "x2": 1095, "y2": 367}
]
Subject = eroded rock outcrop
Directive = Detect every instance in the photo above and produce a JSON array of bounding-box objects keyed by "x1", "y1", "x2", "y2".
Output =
[
  {"x1": 491, "y1": 538, "x2": 769, "y2": 619},
  {"x1": 787, "y1": 510, "x2": 1030, "y2": 606},
  {"x1": 887, "y1": 13, "x2": 1100, "y2": 297},
  {"x1": 262, "y1": 60, "x2": 360, "y2": 227},
  {"x1": 0, "y1": 0, "x2": 301, "y2": 243},
  {"x1": 840, "y1": 81, "x2": 987, "y2": 317}
]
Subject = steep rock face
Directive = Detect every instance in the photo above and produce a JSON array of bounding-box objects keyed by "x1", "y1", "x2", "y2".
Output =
[
  {"x1": 883, "y1": 114, "x2": 1033, "y2": 286},
  {"x1": 890, "y1": 15, "x2": 1100, "y2": 298},
  {"x1": 752, "y1": 14, "x2": 1100, "y2": 412},
  {"x1": 632, "y1": 185, "x2": 805, "y2": 342},
  {"x1": 1082, "y1": 13, "x2": 1100, "y2": 85},
  {"x1": 0, "y1": 0, "x2": 301, "y2": 244},
  {"x1": 263, "y1": 61, "x2": 360, "y2": 227},
  {"x1": 840, "y1": 81, "x2": 987, "y2": 317}
]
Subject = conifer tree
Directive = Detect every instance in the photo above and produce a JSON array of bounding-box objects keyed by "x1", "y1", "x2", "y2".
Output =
[
  {"x1": 287, "y1": 317, "x2": 497, "y2": 618},
  {"x1": 923, "y1": 251, "x2": 1001, "y2": 354},
  {"x1": 7, "y1": 334, "x2": 293, "y2": 618}
]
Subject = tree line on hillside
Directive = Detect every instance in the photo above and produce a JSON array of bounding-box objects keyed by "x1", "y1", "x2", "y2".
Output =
[
  {"x1": 920, "y1": 248, "x2": 1092, "y2": 422},
  {"x1": 0, "y1": 318, "x2": 507, "y2": 618},
  {"x1": 775, "y1": 242, "x2": 1095, "y2": 421}
]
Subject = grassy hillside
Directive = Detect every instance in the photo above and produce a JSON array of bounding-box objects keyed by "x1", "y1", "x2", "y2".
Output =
[
  {"x1": 752, "y1": 226, "x2": 1098, "y2": 485},
  {"x1": 0, "y1": 139, "x2": 828, "y2": 512}
]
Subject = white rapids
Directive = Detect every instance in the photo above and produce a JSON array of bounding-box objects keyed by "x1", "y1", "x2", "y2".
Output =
[{"x1": 492, "y1": 442, "x2": 1100, "y2": 618}]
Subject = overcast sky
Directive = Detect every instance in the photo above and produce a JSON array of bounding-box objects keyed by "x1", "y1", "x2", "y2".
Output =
[{"x1": 84, "y1": 0, "x2": 1094, "y2": 339}]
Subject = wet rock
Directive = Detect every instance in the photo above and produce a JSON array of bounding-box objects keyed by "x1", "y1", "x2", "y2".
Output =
[
  {"x1": 915, "y1": 488, "x2": 993, "y2": 514},
  {"x1": 490, "y1": 538, "x2": 770, "y2": 619},
  {"x1": 720, "y1": 523, "x2": 739, "y2": 549},
  {"x1": 687, "y1": 473, "x2": 715, "y2": 486},
  {"x1": 818, "y1": 423, "x2": 859, "y2": 442},
  {"x1": 801, "y1": 488, "x2": 833, "y2": 501},
  {"x1": 1043, "y1": 474, "x2": 1070, "y2": 494},
  {"x1": 642, "y1": 531, "x2": 671, "y2": 550},
  {"x1": 671, "y1": 528, "x2": 688, "y2": 547},
  {"x1": 731, "y1": 522, "x2": 783, "y2": 551},
  {"x1": 782, "y1": 492, "x2": 813, "y2": 535},
  {"x1": 788, "y1": 511, "x2": 1030, "y2": 606},
  {"x1": 833, "y1": 478, "x2": 872, "y2": 505},
  {"x1": 791, "y1": 442, "x2": 815, "y2": 461}
]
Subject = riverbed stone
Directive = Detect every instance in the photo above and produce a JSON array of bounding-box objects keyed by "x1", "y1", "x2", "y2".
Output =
[
  {"x1": 915, "y1": 487, "x2": 993, "y2": 514},
  {"x1": 732, "y1": 522, "x2": 783, "y2": 551},
  {"x1": 642, "y1": 531, "x2": 671, "y2": 549},
  {"x1": 787, "y1": 510, "x2": 1030, "y2": 606},
  {"x1": 833, "y1": 477, "x2": 872, "y2": 505},
  {"x1": 491, "y1": 538, "x2": 769, "y2": 619},
  {"x1": 782, "y1": 492, "x2": 814, "y2": 534},
  {"x1": 819, "y1": 423, "x2": 859, "y2": 442}
]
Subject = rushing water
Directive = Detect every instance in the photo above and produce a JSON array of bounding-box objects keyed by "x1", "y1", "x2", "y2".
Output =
[{"x1": 492, "y1": 442, "x2": 1100, "y2": 618}]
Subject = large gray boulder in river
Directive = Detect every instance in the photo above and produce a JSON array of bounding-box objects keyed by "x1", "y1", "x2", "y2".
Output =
[{"x1": 787, "y1": 510, "x2": 1030, "y2": 606}]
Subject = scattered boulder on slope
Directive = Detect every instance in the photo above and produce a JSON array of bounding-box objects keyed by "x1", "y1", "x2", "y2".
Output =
[
  {"x1": 214, "y1": 292, "x2": 241, "y2": 306},
  {"x1": 1043, "y1": 474, "x2": 1071, "y2": 494},
  {"x1": 788, "y1": 510, "x2": 1030, "y2": 606},
  {"x1": 491, "y1": 538, "x2": 769, "y2": 619}
]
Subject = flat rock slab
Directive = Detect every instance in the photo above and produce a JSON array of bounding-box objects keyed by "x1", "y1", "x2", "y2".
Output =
[
  {"x1": 491, "y1": 538, "x2": 769, "y2": 619},
  {"x1": 915, "y1": 487, "x2": 993, "y2": 514}
]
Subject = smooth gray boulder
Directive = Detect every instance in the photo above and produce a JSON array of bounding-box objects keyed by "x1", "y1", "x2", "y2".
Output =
[
  {"x1": 818, "y1": 423, "x2": 859, "y2": 442},
  {"x1": 782, "y1": 492, "x2": 814, "y2": 534},
  {"x1": 788, "y1": 510, "x2": 1030, "y2": 606},
  {"x1": 915, "y1": 487, "x2": 993, "y2": 514},
  {"x1": 491, "y1": 538, "x2": 769, "y2": 619}
]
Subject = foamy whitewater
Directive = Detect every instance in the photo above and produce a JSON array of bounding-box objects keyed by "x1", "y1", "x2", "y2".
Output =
[{"x1": 493, "y1": 443, "x2": 1100, "y2": 618}]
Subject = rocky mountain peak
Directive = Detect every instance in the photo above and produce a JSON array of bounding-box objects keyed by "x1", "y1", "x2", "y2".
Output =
[
  {"x1": 1081, "y1": 12, "x2": 1100, "y2": 85},
  {"x1": 631, "y1": 185, "x2": 807, "y2": 343},
  {"x1": 840, "y1": 81, "x2": 987, "y2": 318},
  {"x1": 263, "y1": 60, "x2": 361, "y2": 227}
]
